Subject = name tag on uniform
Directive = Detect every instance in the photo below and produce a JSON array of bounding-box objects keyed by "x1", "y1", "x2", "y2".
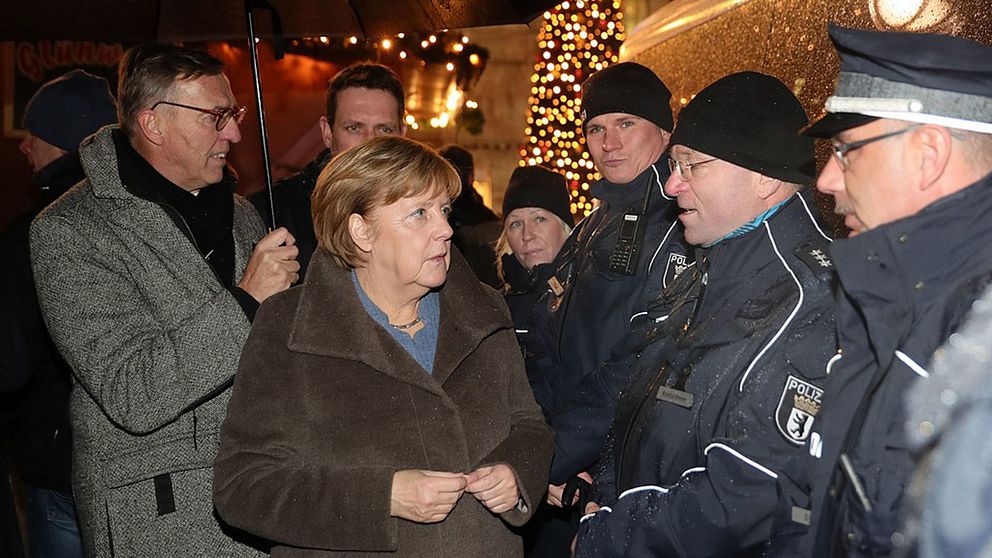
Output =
[
  {"x1": 548, "y1": 276, "x2": 565, "y2": 296},
  {"x1": 791, "y1": 506, "x2": 811, "y2": 526},
  {"x1": 656, "y1": 386, "x2": 693, "y2": 408}
]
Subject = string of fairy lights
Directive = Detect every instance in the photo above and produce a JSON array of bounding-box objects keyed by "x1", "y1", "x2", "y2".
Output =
[
  {"x1": 521, "y1": 0, "x2": 625, "y2": 217},
  {"x1": 284, "y1": 32, "x2": 488, "y2": 132}
]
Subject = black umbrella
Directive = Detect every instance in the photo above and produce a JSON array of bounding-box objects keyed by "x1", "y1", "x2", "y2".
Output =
[
  {"x1": 1, "y1": 0, "x2": 561, "y2": 226},
  {"x1": 1, "y1": 1, "x2": 560, "y2": 42}
]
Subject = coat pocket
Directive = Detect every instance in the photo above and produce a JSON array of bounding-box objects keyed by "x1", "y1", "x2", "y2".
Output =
[
  {"x1": 104, "y1": 466, "x2": 254, "y2": 557},
  {"x1": 104, "y1": 431, "x2": 219, "y2": 489}
]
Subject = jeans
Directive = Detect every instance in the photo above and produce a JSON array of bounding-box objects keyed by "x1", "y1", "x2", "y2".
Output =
[{"x1": 23, "y1": 485, "x2": 83, "y2": 558}]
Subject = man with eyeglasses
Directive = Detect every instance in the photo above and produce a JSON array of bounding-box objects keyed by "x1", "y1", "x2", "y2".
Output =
[
  {"x1": 767, "y1": 25, "x2": 992, "y2": 558},
  {"x1": 252, "y1": 63, "x2": 406, "y2": 280},
  {"x1": 574, "y1": 71, "x2": 836, "y2": 558},
  {"x1": 29, "y1": 44, "x2": 297, "y2": 557}
]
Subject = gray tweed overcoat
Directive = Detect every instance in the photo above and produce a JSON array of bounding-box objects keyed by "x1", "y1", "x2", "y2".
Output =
[{"x1": 30, "y1": 126, "x2": 266, "y2": 557}]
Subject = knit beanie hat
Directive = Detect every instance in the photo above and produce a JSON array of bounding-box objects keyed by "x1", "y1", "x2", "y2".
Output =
[
  {"x1": 669, "y1": 71, "x2": 815, "y2": 183},
  {"x1": 22, "y1": 70, "x2": 118, "y2": 152},
  {"x1": 581, "y1": 62, "x2": 674, "y2": 132},
  {"x1": 502, "y1": 165, "x2": 573, "y2": 226}
]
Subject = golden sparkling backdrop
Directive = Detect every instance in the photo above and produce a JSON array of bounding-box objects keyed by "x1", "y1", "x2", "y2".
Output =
[
  {"x1": 522, "y1": 0, "x2": 626, "y2": 218},
  {"x1": 625, "y1": 0, "x2": 992, "y2": 235}
]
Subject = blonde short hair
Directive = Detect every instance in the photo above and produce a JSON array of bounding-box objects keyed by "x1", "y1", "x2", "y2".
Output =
[{"x1": 311, "y1": 136, "x2": 462, "y2": 269}]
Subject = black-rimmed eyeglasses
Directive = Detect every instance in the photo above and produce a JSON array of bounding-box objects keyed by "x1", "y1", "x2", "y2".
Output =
[
  {"x1": 830, "y1": 124, "x2": 921, "y2": 170},
  {"x1": 151, "y1": 101, "x2": 248, "y2": 131},
  {"x1": 668, "y1": 157, "x2": 717, "y2": 182}
]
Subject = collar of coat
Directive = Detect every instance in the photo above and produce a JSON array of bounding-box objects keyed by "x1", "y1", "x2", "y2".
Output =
[
  {"x1": 590, "y1": 152, "x2": 673, "y2": 212},
  {"x1": 75, "y1": 125, "x2": 258, "y2": 292},
  {"x1": 286, "y1": 248, "x2": 513, "y2": 390},
  {"x1": 676, "y1": 190, "x2": 831, "y2": 347},
  {"x1": 831, "y1": 171, "x2": 992, "y2": 341},
  {"x1": 33, "y1": 149, "x2": 85, "y2": 205}
]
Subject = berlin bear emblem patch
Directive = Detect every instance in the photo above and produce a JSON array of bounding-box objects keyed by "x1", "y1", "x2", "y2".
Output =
[{"x1": 776, "y1": 375, "x2": 823, "y2": 445}]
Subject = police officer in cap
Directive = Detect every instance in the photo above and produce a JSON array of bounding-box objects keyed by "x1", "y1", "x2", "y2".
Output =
[
  {"x1": 529, "y1": 62, "x2": 690, "y2": 518},
  {"x1": 769, "y1": 24, "x2": 992, "y2": 558},
  {"x1": 574, "y1": 71, "x2": 835, "y2": 557}
]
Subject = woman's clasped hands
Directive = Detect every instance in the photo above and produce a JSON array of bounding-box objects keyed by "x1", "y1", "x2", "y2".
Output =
[{"x1": 390, "y1": 464, "x2": 521, "y2": 523}]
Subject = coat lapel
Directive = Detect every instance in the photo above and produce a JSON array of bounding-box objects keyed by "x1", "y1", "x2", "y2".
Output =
[
  {"x1": 80, "y1": 127, "x2": 226, "y2": 294},
  {"x1": 432, "y1": 250, "x2": 512, "y2": 386}
]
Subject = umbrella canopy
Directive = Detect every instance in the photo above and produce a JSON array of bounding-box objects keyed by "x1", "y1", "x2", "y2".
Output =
[
  {"x1": 0, "y1": 0, "x2": 560, "y2": 42},
  {"x1": 2, "y1": 0, "x2": 561, "y2": 228}
]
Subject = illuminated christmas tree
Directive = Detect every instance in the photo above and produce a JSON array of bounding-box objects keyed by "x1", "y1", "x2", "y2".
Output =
[{"x1": 521, "y1": 0, "x2": 625, "y2": 218}]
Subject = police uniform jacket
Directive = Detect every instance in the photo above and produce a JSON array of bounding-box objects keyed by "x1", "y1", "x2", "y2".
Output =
[
  {"x1": 531, "y1": 154, "x2": 690, "y2": 484},
  {"x1": 576, "y1": 191, "x2": 836, "y2": 557},
  {"x1": 502, "y1": 255, "x2": 557, "y2": 418},
  {"x1": 769, "y1": 172, "x2": 992, "y2": 558}
]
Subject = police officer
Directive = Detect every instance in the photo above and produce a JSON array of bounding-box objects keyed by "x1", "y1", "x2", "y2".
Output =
[
  {"x1": 768, "y1": 25, "x2": 992, "y2": 558},
  {"x1": 531, "y1": 62, "x2": 690, "y2": 505},
  {"x1": 575, "y1": 71, "x2": 836, "y2": 557},
  {"x1": 498, "y1": 164, "x2": 574, "y2": 411}
]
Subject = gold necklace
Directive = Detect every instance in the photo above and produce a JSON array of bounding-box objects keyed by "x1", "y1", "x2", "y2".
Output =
[{"x1": 391, "y1": 316, "x2": 422, "y2": 330}]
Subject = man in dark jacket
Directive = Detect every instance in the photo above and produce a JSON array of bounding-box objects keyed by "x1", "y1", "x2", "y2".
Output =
[
  {"x1": 440, "y1": 144, "x2": 503, "y2": 288},
  {"x1": 575, "y1": 72, "x2": 836, "y2": 558},
  {"x1": 530, "y1": 62, "x2": 690, "y2": 502},
  {"x1": 252, "y1": 63, "x2": 405, "y2": 279},
  {"x1": 2, "y1": 69, "x2": 118, "y2": 558},
  {"x1": 768, "y1": 25, "x2": 992, "y2": 558}
]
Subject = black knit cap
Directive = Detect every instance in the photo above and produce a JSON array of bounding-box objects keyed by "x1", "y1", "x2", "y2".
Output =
[
  {"x1": 22, "y1": 69, "x2": 118, "y2": 152},
  {"x1": 502, "y1": 165, "x2": 573, "y2": 226},
  {"x1": 581, "y1": 62, "x2": 674, "y2": 132},
  {"x1": 670, "y1": 71, "x2": 815, "y2": 184}
]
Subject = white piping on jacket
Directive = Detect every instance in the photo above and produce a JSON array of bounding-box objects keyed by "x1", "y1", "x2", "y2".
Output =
[
  {"x1": 826, "y1": 351, "x2": 842, "y2": 375},
  {"x1": 738, "y1": 221, "x2": 804, "y2": 391},
  {"x1": 704, "y1": 443, "x2": 779, "y2": 479},
  {"x1": 680, "y1": 466, "x2": 706, "y2": 478},
  {"x1": 648, "y1": 220, "x2": 682, "y2": 277},
  {"x1": 652, "y1": 164, "x2": 673, "y2": 201},
  {"x1": 795, "y1": 192, "x2": 833, "y2": 242},
  {"x1": 895, "y1": 350, "x2": 930, "y2": 378}
]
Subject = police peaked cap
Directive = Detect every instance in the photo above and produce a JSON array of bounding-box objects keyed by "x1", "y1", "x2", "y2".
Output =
[{"x1": 803, "y1": 24, "x2": 992, "y2": 137}]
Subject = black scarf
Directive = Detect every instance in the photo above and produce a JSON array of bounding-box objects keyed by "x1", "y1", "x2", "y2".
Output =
[{"x1": 113, "y1": 130, "x2": 236, "y2": 287}]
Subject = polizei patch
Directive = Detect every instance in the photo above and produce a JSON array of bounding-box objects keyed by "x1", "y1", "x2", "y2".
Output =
[
  {"x1": 663, "y1": 252, "x2": 689, "y2": 288},
  {"x1": 776, "y1": 375, "x2": 823, "y2": 445}
]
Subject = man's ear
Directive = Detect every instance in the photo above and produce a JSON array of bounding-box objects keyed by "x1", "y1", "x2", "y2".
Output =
[
  {"x1": 913, "y1": 125, "x2": 952, "y2": 191},
  {"x1": 319, "y1": 116, "x2": 334, "y2": 150},
  {"x1": 754, "y1": 173, "x2": 784, "y2": 201},
  {"x1": 348, "y1": 213, "x2": 374, "y2": 253},
  {"x1": 659, "y1": 127, "x2": 672, "y2": 149},
  {"x1": 136, "y1": 109, "x2": 164, "y2": 146}
]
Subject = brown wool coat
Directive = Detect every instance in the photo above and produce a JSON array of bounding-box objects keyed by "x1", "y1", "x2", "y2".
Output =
[{"x1": 213, "y1": 251, "x2": 553, "y2": 557}]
